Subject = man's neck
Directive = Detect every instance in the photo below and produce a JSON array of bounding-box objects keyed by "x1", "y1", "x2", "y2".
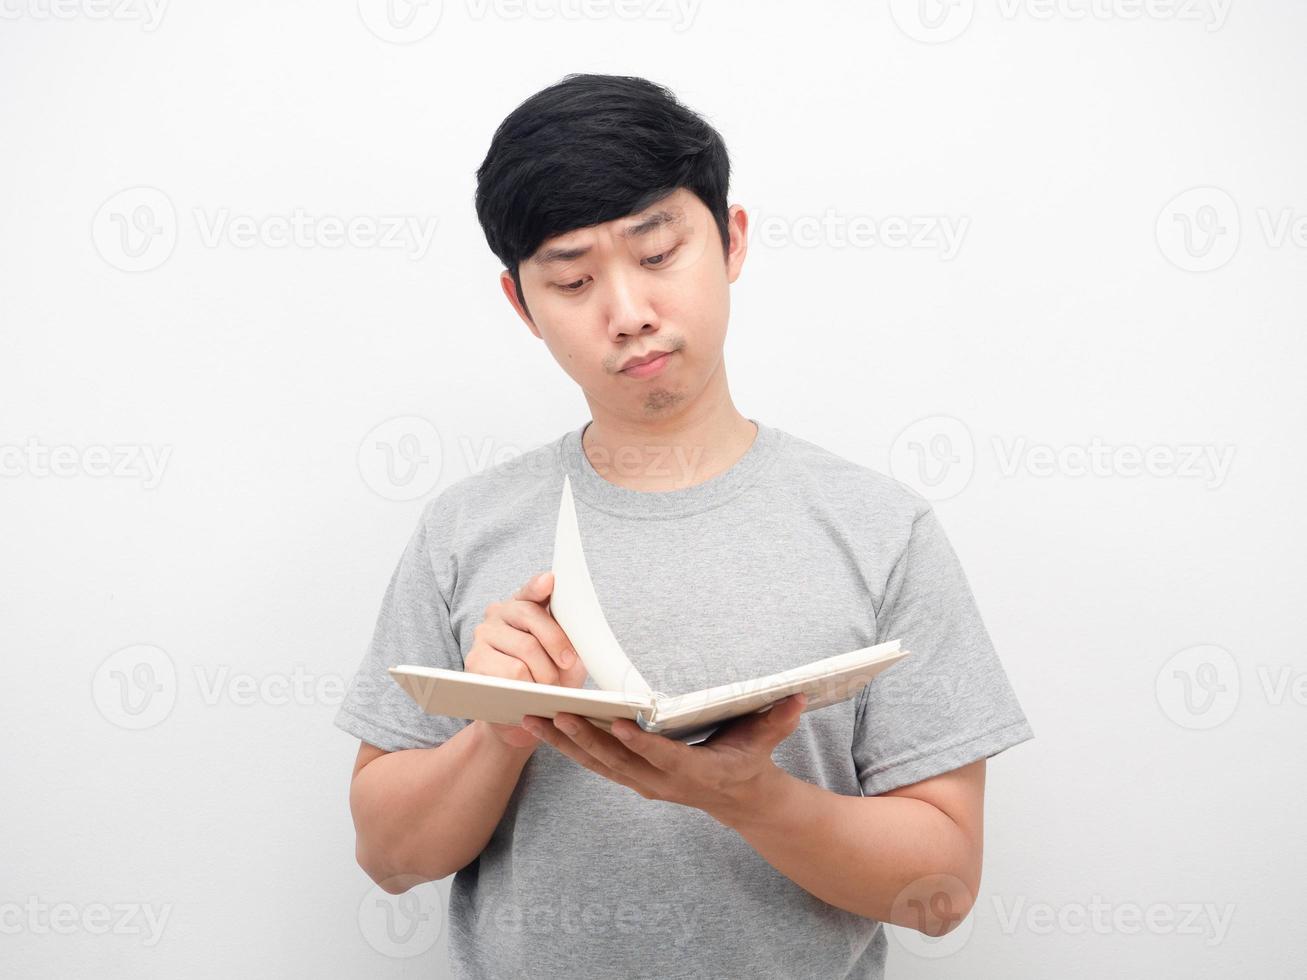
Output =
[{"x1": 580, "y1": 408, "x2": 758, "y2": 493}]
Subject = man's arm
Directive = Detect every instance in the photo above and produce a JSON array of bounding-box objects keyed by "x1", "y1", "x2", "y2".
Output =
[
  {"x1": 344, "y1": 569, "x2": 585, "y2": 894},
  {"x1": 348, "y1": 722, "x2": 537, "y2": 892},
  {"x1": 522, "y1": 694, "x2": 987, "y2": 937},
  {"x1": 714, "y1": 758, "x2": 986, "y2": 935}
]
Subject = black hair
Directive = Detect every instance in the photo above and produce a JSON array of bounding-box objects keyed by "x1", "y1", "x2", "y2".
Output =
[{"x1": 474, "y1": 73, "x2": 732, "y2": 315}]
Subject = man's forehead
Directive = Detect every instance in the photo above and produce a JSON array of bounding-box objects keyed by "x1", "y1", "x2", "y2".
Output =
[{"x1": 529, "y1": 195, "x2": 693, "y2": 267}]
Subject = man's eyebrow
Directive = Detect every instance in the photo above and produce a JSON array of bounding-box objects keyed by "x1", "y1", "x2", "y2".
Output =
[{"x1": 530, "y1": 209, "x2": 684, "y2": 267}]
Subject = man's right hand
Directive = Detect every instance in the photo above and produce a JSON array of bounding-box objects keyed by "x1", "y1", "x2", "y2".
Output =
[{"x1": 465, "y1": 570, "x2": 588, "y2": 748}]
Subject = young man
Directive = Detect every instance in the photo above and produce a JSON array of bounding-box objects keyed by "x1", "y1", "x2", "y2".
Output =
[{"x1": 335, "y1": 73, "x2": 1034, "y2": 978}]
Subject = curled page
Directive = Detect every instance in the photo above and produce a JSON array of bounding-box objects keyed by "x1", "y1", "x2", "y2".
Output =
[{"x1": 549, "y1": 474, "x2": 654, "y2": 700}]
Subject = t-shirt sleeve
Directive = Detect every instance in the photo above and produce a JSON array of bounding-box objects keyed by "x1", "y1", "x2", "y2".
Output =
[
  {"x1": 333, "y1": 501, "x2": 471, "y2": 752},
  {"x1": 852, "y1": 504, "x2": 1034, "y2": 796}
]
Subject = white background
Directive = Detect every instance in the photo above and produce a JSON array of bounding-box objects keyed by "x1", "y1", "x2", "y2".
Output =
[{"x1": 2, "y1": 1, "x2": 1304, "y2": 977}]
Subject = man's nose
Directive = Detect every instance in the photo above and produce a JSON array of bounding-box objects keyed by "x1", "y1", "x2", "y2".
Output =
[{"x1": 602, "y1": 266, "x2": 658, "y2": 340}]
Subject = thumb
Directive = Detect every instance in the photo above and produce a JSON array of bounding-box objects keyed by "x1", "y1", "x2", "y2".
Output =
[
  {"x1": 757, "y1": 692, "x2": 806, "y2": 747},
  {"x1": 717, "y1": 693, "x2": 807, "y2": 751},
  {"x1": 514, "y1": 570, "x2": 553, "y2": 603},
  {"x1": 766, "y1": 692, "x2": 807, "y2": 738}
]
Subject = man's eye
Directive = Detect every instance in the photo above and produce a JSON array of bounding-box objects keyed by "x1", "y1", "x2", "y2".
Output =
[
  {"x1": 642, "y1": 245, "x2": 679, "y2": 268},
  {"x1": 555, "y1": 247, "x2": 676, "y2": 292}
]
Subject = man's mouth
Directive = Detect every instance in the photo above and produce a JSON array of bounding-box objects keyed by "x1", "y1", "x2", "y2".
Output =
[
  {"x1": 620, "y1": 348, "x2": 672, "y2": 371},
  {"x1": 619, "y1": 350, "x2": 675, "y2": 378}
]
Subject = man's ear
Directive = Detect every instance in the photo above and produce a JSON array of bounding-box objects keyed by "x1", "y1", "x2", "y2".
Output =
[
  {"x1": 499, "y1": 269, "x2": 540, "y2": 339},
  {"x1": 724, "y1": 203, "x2": 749, "y2": 284}
]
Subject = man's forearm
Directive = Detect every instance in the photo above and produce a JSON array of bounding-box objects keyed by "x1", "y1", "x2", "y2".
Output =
[
  {"x1": 350, "y1": 720, "x2": 536, "y2": 890},
  {"x1": 708, "y1": 768, "x2": 979, "y2": 933}
]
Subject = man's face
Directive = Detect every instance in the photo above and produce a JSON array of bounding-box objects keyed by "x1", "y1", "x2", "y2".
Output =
[{"x1": 501, "y1": 187, "x2": 748, "y2": 420}]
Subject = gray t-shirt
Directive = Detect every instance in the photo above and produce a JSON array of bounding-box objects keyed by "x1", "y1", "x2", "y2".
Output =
[{"x1": 335, "y1": 418, "x2": 1034, "y2": 979}]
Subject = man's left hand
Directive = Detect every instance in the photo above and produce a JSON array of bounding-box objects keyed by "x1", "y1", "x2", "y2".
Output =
[{"x1": 520, "y1": 693, "x2": 806, "y2": 823}]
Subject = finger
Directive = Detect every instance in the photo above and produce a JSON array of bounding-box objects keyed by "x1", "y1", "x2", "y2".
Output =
[
  {"x1": 713, "y1": 693, "x2": 807, "y2": 751},
  {"x1": 479, "y1": 649, "x2": 554, "y2": 690},
  {"x1": 760, "y1": 692, "x2": 807, "y2": 744},
  {"x1": 507, "y1": 572, "x2": 576, "y2": 671},
  {"x1": 547, "y1": 713, "x2": 667, "y2": 786},
  {"x1": 479, "y1": 624, "x2": 560, "y2": 685},
  {"x1": 512, "y1": 570, "x2": 553, "y2": 603},
  {"x1": 607, "y1": 717, "x2": 688, "y2": 775},
  {"x1": 488, "y1": 720, "x2": 540, "y2": 748},
  {"x1": 523, "y1": 715, "x2": 655, "y2": 797},
  {"x1": 498, "y1": 597, "x2": 576, "y2": 671}
]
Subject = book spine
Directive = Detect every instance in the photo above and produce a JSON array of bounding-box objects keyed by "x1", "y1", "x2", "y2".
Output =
[{"x1": 636, "y1": 692, "x2": 666, "y2": 731}]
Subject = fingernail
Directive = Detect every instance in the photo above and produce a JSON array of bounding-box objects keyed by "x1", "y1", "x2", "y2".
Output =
[{"x1": 560, "y1": 648, "x2": 575, "y2": 667}]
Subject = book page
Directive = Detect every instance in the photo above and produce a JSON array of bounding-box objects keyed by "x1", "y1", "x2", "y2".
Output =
[
  {"x1": 650, "y1": 641, "x2": 909, "y2": 737},
  {"x1": 548, "y1": 474, "x2": 655, "y2": 700},
  {"x1": 388, "y1": 666, "x2": 654, "y2": 734}
]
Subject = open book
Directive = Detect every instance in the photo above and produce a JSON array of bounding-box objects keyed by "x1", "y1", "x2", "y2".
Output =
[{"x1": 389, "y1": 474, "x2": 910, "y2": 744}]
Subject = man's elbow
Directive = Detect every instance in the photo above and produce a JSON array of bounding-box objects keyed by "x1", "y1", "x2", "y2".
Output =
[
  {"x1": 374, "y1": 874, "x2": 432, "y2": 896},
  {"x1": 927, "y1": 890, "x2": 975, "y2": 937},
  {"x1": 906, "y1": 811, "x2": 983, "y2": 935},
  {"x1": 355, "y1": 836, "x2": 462, "y2": 898},
  {"x1": 895, "y1": 868, "x2": 979, "y2": 937},
  {"x1": 355, "y1": 839, "x2": 446, "y2": 894}
]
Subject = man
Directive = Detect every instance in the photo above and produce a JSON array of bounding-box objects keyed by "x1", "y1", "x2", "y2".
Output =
[{"x1": 335, "y1": 73, "x2": 1034, "y2": 978}]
